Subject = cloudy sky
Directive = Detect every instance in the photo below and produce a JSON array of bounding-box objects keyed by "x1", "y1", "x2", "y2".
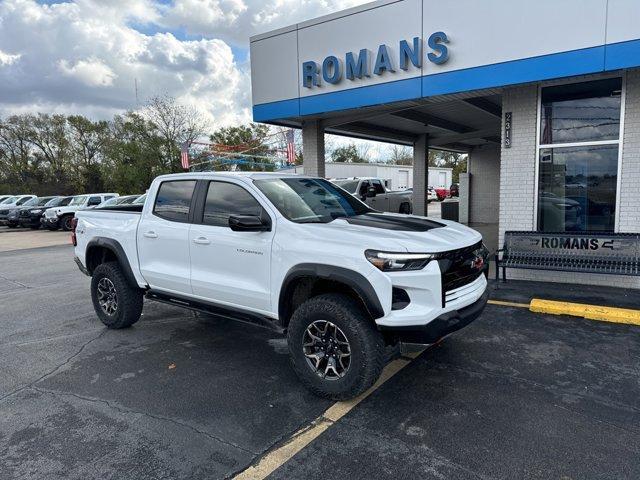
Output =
[{"x1": 0, "y1": 0, "x2": 369, "y2": 126}]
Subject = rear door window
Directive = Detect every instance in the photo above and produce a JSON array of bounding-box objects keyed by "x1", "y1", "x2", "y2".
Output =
[{"x1": 153, "y1": 180, "x2": 197, "y2": 222}]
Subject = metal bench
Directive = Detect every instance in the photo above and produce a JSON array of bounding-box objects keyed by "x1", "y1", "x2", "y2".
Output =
[{"x1": 494, "y1": 231, "x2": 640, "y2": 283}]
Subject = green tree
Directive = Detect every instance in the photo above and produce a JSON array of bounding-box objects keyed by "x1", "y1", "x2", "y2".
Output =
[
  {"x1": 101, "y1": 112, "x2": 166, "y2": 194},
  {"x1": 429, "y1": 150, "x2": 468, "y2": 183},
  {"x1": 67, "y1": 115, "x2": 109, "y2": 193},
  {"x1": 331, "y1": 144, "x2": 366, "y2": 163},
  {"x1": 209, "y1": 123, "x2": 274, "y2": 171}
]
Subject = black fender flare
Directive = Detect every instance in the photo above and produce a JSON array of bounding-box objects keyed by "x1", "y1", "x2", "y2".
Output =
[
  {"x1": 86, "y1": 237, "x2": 140, "y2": 289},
  {"x1": 279, "y1": 263, "x2": 384, "y2": 322}
]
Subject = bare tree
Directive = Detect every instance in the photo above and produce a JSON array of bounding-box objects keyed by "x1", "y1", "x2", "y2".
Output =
[
  {"x1": 142, "y1": 95, "x2": 209, "y2": 170},
  {"x1": 389, "y1": 145, "x2": 413, "y2": 165}
]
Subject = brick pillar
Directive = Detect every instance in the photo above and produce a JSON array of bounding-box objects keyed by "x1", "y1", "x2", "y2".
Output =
[
  {"x1": 412, "y1": 134, "x2": 428, "y2": 216},
  {"x1": 302, "y1": 120, "x2": 325, "y2": 178},
  {"x1": 618, "y1": 69, "x2": 640, "y2": 234},
  {"x1": 459, "y1": 172, "x2": 470, "y2": 224}
]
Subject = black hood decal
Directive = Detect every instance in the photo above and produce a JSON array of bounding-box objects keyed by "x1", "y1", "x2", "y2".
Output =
[{"x1": 343, "y1": 213, "x2": 445, "y2": 231}]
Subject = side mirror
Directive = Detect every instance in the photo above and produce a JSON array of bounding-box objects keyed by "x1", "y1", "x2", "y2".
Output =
[
  {"x1": 228, "y1": 214, "x2": 271, "y2": 232},
  {"x1": 365, "y1": 186, "x2": 377, "y2": 198}
]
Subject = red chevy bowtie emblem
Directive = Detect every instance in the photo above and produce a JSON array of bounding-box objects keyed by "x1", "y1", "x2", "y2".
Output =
[{"x1": 470, "y1": 256, "x2": 485, "y2": 270}]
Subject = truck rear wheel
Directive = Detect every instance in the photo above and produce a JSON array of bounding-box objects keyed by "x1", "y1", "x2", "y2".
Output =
[
  {"x1": 91, "y1": 261, "x2": 143, "y2": 329},
  {"x1": 287, "y1": 293, "x2": 386, "y2": 400}
]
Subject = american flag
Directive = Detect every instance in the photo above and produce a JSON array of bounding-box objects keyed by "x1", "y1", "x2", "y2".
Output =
[
  {"x1": 285, "y1": 129, "x2": 296, "y2": 165},
  {"x1": 180, "y1": 142, "x2": 190, "y2": 170}
]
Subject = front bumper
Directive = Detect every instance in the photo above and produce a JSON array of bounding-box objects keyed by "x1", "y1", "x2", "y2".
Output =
[
  {"x1": 379, "y1": 290, "x2": 489, "y2": 344},
  {"x1": 42, "y1": 216, "x2": 59, "y2": 228},
  {"x1": 19, "y1": 213, "x2": 41, "y2": 227}
]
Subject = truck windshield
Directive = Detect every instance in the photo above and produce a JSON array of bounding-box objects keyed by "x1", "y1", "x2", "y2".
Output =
[
  {"x1": 332, "y1": 179, "x2": 359, "y2": 194},
  {"x1": 69, "y1": 196, "x2": 88, "y2": 206},
  {"x1": 254, "y1": 177, "x2": 371, "y2": 223}
]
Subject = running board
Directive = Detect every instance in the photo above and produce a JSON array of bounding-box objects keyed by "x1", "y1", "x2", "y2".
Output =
[{"x1": 145, "y1": 291, "x2": 285, "y2": 335}]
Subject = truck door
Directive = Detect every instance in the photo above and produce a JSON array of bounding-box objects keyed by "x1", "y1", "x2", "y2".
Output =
[
  {"x1": 137, "y1": 180, "x2": 196, "y2": 294},
  {"x1": 189, "y1": 180, "x2": 274, "y2": 313},
  {"x1": 368, "y1": 180, "x2": 390, "y2": 212}
]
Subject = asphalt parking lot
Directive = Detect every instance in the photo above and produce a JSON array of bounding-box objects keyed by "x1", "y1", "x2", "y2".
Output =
[{"x1": 1, "y1": 236, "x2": 639, "y2": 479}]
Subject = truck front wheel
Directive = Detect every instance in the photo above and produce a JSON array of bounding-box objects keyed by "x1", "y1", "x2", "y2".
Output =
[
  {"x1": 60, "y1": 215, "x2": 74, "y2": 231},
  {"x1": 91, "y1": 262, "x2": 143, "y2": 329},
  {"x1": 287, "y1": 293, "x2": 386, "y2": 400}
]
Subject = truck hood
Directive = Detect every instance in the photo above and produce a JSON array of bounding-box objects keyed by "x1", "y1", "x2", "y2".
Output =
[
  {"x1": 45, "y1": 205, "x2": 81, "y2": 216},
  {"x1": 303, "y1": 213, "x2": 482, "y2": 252}
]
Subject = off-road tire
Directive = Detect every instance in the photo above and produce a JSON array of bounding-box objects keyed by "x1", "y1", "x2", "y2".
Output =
[
  {"x1": 91, "y1": 261, "x2": 143, "y2": 329},
  {"x1": 60, "y1": 215, "x2": 74, "y2": 231},
  {"x1": 287, "y1": 293, "x2": 386, "y2": 400}
]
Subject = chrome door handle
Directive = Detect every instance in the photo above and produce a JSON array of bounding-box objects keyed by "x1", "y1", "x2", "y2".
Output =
[
  {"x1": 143, "y1": 231, "x2": 158, "y2": 239},
  {"x1": 193, "y1": 237, "x2": 211, "y2": 245}
]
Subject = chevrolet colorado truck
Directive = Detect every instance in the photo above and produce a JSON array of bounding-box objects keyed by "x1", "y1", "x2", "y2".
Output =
[
  {"x1": 332, "y1": 177, "x2": 415, "y2": 213},
  {"x1": 73, "y1": 172, "x2": 489, "y2": 399}
]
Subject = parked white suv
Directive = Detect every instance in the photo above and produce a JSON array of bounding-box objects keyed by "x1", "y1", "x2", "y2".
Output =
[
  {"x1": 73, "y1": 173, "x2": 488, "y2": 399},
  {"x1": 43, "y1": 193, "x2": 119, "y2": 231}
]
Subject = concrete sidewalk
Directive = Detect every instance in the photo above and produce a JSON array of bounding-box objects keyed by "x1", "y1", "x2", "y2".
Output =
[{"x1": 0, "y1": 228, "x2": 70, "y2": 252}]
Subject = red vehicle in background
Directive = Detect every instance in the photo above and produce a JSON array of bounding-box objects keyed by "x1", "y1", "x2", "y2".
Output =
[{"x1": 434, "y1": 187, "x2": 450, "y2": 201}]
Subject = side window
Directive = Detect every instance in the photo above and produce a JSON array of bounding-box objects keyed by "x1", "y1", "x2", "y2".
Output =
[
  {"x1": 153, "y1": 180, "x2": 197, "y2": 222},
  {"x1": 88, "y1": 196, "x2": 102, "y2": 206},
  {"x1": 372, "y1": 180, "x2": 385, "y2": 194},
  {"x1": 17, "y1": 197, "x2": 29, "y2": 205},
  {"x1": 358, "y1": 181, "x2": 370, "y2": 196},
  {"x1": 203, "y1": 181, "x2": 263, "y2": 227}
]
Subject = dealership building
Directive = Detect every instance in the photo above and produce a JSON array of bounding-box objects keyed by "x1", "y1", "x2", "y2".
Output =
[{"x1": 250, "y1": 0, "x2": 640, "y2": 287}]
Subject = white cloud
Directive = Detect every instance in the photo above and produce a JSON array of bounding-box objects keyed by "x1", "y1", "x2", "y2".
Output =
[
  {"x1": 0, "y1": 0, "x2": 249, "y2": 126},
  {"x1": 59, "y1": 58, "x2": 117, "y2": 87},
  {"x1": 160, "y1": 0, "x2": 369, "y2": 43},
  {"x1": 0, "y1": 49, "x2": 20, "y2": 66}
]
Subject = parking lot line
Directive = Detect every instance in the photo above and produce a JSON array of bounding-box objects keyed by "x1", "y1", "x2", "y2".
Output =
[
  {"x1": 234, "y1": 351, "x2": 424, "y2": 480},
  {"x1": 487, "y1": 299, "x2": 530, "y2": 308}
]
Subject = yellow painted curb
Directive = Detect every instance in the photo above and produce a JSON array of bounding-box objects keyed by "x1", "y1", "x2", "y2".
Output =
[{"x1": 530, "y1": 299, "x2": 640, "y2": 326}]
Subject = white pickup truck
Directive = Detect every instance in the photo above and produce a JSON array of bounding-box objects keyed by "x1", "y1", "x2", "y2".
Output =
[{"x1": 73, "y1": 172, "x2": 488, "y2": 399}]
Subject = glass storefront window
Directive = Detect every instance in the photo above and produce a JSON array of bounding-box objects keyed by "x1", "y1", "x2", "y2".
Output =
[
  {"x1": 538, "y1": 145, "x2": 617, "y2": 232},
  {"x1": 537, "y1": 78, "x2": 622, "y2": 232},
  {"x1": 540, "y1": 78, "x2": 622, "y2": 145}
]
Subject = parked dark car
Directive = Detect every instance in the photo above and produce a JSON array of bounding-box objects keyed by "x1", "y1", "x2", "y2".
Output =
[
  {"x1": 450, "y1": 183, "x2": 459, "y2": 197},
  {"x1": 19, "y1": 196, "x2": 73, "y2": 229},
  {"x1": 8, "y1": 197, "x2": 59, "y2": 228}
]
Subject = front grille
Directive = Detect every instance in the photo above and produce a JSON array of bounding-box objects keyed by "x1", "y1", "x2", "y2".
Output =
[{"x1": 437, "y1": 241, "x2": 486, "y2": 307}]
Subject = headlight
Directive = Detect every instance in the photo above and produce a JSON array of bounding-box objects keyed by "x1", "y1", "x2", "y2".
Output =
[{"x1": 365, "y1": 250, "x2": 435, "y2": 271}]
